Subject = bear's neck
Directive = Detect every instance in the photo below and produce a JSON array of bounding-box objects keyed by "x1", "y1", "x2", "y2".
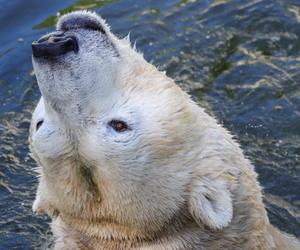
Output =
[
  {"x1": 54, "y1": 208, "x2": 205, "y2": 250},
  {"x1": 54, "y1": 213, "x2": 271, "y2": 250},
  {"x1": 52, "y1": 177, "x2": 273, "y2": 250}
]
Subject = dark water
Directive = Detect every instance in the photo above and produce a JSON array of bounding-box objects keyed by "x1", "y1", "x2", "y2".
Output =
[{"x1": 0, "y1": 0, "x2": 299, "y2": 248}]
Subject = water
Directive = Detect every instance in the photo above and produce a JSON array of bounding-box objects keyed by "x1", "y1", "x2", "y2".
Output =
[{"x1": 0, "y1": 0, "x2": 299, "y2": 248}]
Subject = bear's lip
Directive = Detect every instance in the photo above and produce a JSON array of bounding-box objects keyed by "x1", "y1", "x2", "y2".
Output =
[{"x1": 57, "y1": 11, "x2": 106, "y2": 35}]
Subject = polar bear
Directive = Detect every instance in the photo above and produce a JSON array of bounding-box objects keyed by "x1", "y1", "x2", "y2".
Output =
[{"x1": 29, "y1": 11, "x2": 299, "y2": 250}]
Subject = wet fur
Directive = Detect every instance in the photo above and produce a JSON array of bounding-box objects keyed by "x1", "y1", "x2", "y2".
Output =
[{"x1": 30, "y1": 11, "x2": 300, "y2": 250}]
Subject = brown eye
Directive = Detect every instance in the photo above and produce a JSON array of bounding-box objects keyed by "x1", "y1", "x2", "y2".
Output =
[
  {"x1": 108, "y1": 120, "x2": 130, "y2": 132},
  {"x1": 36, "y1": 119, "x2": 44, "y2": 131}
]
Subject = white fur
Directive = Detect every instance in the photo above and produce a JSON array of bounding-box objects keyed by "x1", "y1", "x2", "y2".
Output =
[{"x1": 30, "y1": 11, "x2": 300, "y2": 250}]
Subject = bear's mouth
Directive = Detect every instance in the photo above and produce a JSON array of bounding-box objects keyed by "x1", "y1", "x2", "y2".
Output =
[{"x1": 57, "y1": 11, "x2": 107, "y2": 35}]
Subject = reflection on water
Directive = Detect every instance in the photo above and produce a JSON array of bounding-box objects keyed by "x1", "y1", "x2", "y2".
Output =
[{"x1": 0, "y1": 0, "x2": 299, "y2": 248}]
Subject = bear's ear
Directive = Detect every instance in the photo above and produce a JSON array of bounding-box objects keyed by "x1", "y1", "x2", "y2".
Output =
[{"x1": 188, "y1": 178, "x2": 233, "y2": 230}]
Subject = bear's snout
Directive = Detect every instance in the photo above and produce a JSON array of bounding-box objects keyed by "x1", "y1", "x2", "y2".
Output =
[{"x1": 32, "y1": 32, "x2": 78, "y2": 58}]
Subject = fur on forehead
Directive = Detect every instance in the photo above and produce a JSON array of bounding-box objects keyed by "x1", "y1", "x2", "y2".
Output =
[{"x1": 56, "y1": 10, "x2": 110, "y2": 34}]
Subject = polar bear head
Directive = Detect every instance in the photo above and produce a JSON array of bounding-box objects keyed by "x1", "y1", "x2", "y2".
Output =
[{"x1": 30, "y1": 11, "x2": 236, "y2": 239}]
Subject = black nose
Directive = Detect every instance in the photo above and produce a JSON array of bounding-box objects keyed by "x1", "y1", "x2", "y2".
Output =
[{"x1": 32, "y1": 32, "x2": 78, "y2": 58}]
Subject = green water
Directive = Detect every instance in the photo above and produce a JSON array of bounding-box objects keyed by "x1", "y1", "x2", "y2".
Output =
[{"x1": 0, "y1": 0, "x2": 299, "y2": 248}]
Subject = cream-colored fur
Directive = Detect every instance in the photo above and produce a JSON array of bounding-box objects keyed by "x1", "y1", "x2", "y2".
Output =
[{"x1": 29, "y1": 11, "x2": 300, "y2": 250}]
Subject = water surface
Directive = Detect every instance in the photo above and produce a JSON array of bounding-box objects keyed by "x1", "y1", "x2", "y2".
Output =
[{"x1": 0, "y1": 0, "x2": 299, "y2": 249}]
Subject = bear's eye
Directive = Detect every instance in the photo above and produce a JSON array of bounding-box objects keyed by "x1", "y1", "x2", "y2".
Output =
[
  {"x1": 36, "y1": 119, "x2": 44, "y2": 131},
  {"x1": 108, "y1": 120, "x2": 130, "y2": 132}
]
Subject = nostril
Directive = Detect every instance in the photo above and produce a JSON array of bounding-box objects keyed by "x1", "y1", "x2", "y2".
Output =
[
  {"x1": 65, "y1": 38, "x2": 78, "y2": 52},
  {"x1": 49, "y1": 37, "x2": 62, "y2": 43},
  {"x1": 36, "y1": 120, "x2": 44, "y2": 131},
  {"x1": 37, "y1": 31, "x2": 64, "y2": 44}
]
